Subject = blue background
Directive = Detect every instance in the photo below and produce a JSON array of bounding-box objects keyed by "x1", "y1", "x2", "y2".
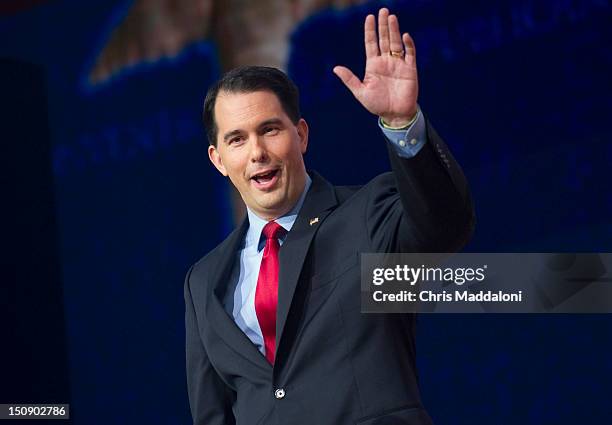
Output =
[{"x1": 1, "y1": 0, "x2": 611, "y2": 423}]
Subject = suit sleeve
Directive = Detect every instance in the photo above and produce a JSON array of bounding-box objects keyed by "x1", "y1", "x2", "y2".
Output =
[
  {"x1": 184, "y1": 266, "x2": 236, "y2": 425},
  {"x1": 367, "y1": 117, "x2": 475, "y2": 253}
]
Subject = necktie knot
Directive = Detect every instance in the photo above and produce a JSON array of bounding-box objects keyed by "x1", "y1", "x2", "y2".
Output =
[{"x1": 262, "y1": 221, "x2": 285, "y2": 241}]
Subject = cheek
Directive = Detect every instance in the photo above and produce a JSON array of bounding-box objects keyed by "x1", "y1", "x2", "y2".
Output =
[
  {"x1": 289, "y1": 145, "x2": 305, "y2": 166},
  {"x1": 280, "y1": 139, "x2": 304, "y2": 162},
  {"x1": 221, "y1": 154, "x2": 247, "y2": 178}
]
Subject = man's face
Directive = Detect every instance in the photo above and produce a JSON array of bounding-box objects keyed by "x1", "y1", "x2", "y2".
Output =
[{"x1": 208, "y1": 90, "x2": 309, "y2": 221}]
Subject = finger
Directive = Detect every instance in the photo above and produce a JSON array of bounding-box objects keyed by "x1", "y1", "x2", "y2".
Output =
[
  {"x1": 402, "y1": 32, "x2": 416, "y2": 66},
  {"x1": 378, "y1": 8, "x2": 390, "y2": 54},
  {"x1": 364, "y1": 14, "x2": 378, "y2": 58},
  {"x1": 333, "y1": 66, "x2": 363, "y2": 97},
  {"x1": 388, "y1": 15, "x2": 403, "y2": 54}
]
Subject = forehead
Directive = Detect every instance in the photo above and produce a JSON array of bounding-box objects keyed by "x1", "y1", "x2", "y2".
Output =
[{"x1": 214, "y1": 90, "x2": 286, "y2": 130}]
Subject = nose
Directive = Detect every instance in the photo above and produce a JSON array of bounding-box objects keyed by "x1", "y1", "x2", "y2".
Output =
[{"x1": 249, "y1": 136, "x2": 268, "y2": 163}]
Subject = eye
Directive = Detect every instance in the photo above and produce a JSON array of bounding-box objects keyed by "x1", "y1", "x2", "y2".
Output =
[
  {"x1": 228, "y1": 136, "x2": 245, "y2": 145},
  {"x1": 264, "y1": 126, "x2": 280, "y2": 136}
]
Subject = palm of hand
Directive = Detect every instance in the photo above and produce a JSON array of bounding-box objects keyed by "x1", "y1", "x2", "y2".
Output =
[{"x1": 360, "y1": 56, "x2": 418, "y2": 120}]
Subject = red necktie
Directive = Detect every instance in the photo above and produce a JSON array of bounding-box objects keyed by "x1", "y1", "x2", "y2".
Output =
[{"x1": 255, "y1": 221, "x2": 285, "y2": 364}]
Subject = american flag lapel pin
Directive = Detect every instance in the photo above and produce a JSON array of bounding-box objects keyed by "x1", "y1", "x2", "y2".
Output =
[{"x1": 309, "y1": 217, "x2": 319, "y2": 226}]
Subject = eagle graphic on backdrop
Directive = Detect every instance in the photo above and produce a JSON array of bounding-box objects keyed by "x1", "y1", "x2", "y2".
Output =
[
  {"x1": 87, "y1": 0, "x2": 368, "y2": 221},
  {"x1": 88, "y1": 0, "x2": 368, "y2": 81}
]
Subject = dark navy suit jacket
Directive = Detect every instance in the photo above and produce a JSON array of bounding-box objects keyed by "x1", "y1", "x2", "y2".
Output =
[{"x1": 185, "y1": 120, "x2": 475, "y2": 425}]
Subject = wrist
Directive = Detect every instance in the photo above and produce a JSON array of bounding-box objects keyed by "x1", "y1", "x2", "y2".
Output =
[{"x1": 380, "y1": 108, "x2": 419, "y2": 129}]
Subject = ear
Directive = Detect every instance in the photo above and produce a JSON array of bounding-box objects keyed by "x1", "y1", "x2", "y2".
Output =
[
  {"x1": 208, "y1": 145, "x2": 228, "y2": 176},
  {"x1": 297, "y1": 118, "x2": 309, "y2": 154}
]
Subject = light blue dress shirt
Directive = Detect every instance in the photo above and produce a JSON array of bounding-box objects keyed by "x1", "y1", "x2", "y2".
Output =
[{"x1": 224, "y1": 108, "x2": 426, "y2": 355}]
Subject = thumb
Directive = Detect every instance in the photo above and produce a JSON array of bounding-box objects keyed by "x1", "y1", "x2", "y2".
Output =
[{"x1": 333, "y1": 66, "x2": 363, "y2": 98}]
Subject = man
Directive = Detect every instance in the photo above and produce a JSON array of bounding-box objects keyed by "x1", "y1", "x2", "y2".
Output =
[{"x1": 185, "y1": 8, "x2": 474, "y2": 425}]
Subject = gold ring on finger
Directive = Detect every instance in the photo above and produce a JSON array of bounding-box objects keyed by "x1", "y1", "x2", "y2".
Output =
[{"x1": 390, "y1": 50, "x2": 404, "y2": 58}]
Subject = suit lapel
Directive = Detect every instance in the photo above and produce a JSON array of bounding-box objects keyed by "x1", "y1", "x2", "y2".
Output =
[
  {"x1": 206, "y1": 219, "x2": 271, "y2": 371},
  {"x1": 276, "y1": 172, "x2": 337, "y2": 353}
]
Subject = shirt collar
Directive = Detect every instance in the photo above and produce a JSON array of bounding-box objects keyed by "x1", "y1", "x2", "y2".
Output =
[{"x1": 245, "y1": 174, "x2": 313, "y2": 251}]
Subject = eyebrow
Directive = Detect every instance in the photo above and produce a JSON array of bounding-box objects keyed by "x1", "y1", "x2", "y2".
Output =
[
  {"x1": 222, "y1": 129, "x2": 243, "y2": 143},
  {"x1": 258, "y1": 118, "x2": 284, "y2": 129},
  {"x1": 222, "y1": 118, "x2": 285, "y2": 143}
]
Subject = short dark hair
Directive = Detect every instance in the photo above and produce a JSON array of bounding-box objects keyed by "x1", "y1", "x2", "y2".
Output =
[{"x1": 203, "y1": 66, "x2": 301, "y2": 146}]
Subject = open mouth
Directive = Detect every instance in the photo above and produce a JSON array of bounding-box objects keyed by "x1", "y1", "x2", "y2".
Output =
[{"x1": 250, "y1": 169, "x2": 280, "y2": 190}]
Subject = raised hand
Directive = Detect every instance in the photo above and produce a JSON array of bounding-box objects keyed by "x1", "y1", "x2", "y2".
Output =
[{"x1": 333, "y1": 8, "x2": 419, "y2": 127}]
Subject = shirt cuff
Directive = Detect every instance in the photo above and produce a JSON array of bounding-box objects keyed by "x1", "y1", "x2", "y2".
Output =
[{"x1": 378, "y1": 106, "x2": 427, "y2": 158}]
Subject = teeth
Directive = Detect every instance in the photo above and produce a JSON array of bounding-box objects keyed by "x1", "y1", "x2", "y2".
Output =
[{"x1": 253, "y1": 170, "x2": 276, "y2": 183}]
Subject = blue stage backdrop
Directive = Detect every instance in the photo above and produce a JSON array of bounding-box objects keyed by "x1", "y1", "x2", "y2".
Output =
[{"x1": 1, "y1": 0, "x2": 611, "y2": 424}]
